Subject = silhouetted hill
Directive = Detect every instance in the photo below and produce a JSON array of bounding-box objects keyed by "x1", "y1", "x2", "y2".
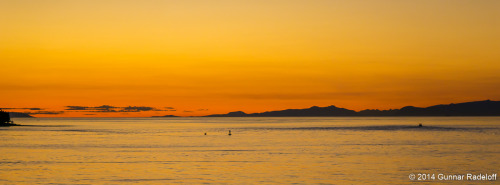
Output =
[
  {"x1": 8, "y1": 112, "x2": 34, "y2": 118},
  {"x1": 205, "y1": 100, "x2": 500, "y2": 117},
  {"x1": 206, "y1": 106, "x2": 356, "y2": 117},
  {"x1": 254, "y1": 106, "x2": 357, "y2": 117},
  {"x1": 206, "y1": 111, "x2": 248, "y2": 117}
]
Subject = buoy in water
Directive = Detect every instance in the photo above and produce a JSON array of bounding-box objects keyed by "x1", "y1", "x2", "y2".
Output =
[
  {"x1": 418, "y1": 123, "x2": 423, "y2": 127},
  {"x1": 228, "y1": 130, "x2": 232, "y2": 136}
]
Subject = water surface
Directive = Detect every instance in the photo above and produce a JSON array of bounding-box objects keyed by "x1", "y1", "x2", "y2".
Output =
[{"x1": 1, "y1": 117, "x2": 499, "y2": 184}]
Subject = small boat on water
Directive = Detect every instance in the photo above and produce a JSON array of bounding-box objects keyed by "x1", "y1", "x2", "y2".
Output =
[{"x1": 0, "y1": 109, "x2": 17, "y2": 126}]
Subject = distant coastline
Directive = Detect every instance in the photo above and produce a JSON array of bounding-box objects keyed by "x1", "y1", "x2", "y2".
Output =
[
  {"x1": 8, "y1": 100, "x2": 500, "y2": 118},
  {"x1": 204, "y1": 100, "x2": 500, "y2": 117}
]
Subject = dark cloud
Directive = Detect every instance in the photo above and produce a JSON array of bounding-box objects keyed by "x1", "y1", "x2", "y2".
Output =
[
  {"x1": 64, "y1": 105, "x2": 174, "y2": 113},
  {"x1": 66, "y1": 105, "x2": 123, "y2": 112},
  {"x1": 87, "y1": 110, "x2": 117, "y2": 113},
  {"x1": 94, "y1": 105, "x2": 118, "y2": 112},
  {"x1": 1, "y1": 108, "x2": 61, "y2": 116},
  {"x1": 65, "y1": 106, "x2": 89, "y2": 110},
  {"x1": 26, "y1": 111, "x2": 64, "y2": 115},
  {"x1": 183, "y1": 110, "x2": 194, "y2": 113},
  {"x1": 122, "y1": 106, "x2": 154, "y2": 112},
  {"x1": 65, "y1": 105, "x2": 117, "y2": 112},
  {"x1": 197, "y1": 109, "x2": 209, "y2": 111},
  {"x1": 1, "y1": 107, "x2": 45, "y2": 111}
]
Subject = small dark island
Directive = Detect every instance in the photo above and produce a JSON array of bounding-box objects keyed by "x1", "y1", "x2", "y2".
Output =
[{"x1": 1, "y1": 109, "x2": 19, "y2": 126}]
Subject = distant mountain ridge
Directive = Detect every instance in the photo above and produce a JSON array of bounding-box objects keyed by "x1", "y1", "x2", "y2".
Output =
[{"x1": 205, "y1": 100, "x2": 500, "y2": 117}]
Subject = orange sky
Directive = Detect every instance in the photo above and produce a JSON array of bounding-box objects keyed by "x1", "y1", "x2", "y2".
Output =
[{"x1": 1, "y1": 0, "x2": 499, "y2": 117}]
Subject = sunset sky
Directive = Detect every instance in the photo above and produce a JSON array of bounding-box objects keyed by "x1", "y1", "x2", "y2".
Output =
[{"x1": 1, "y1": 0, "x2": 499, "y2": 117}]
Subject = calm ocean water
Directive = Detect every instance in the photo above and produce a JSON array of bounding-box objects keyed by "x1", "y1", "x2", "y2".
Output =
[{"x1": 1, "y1": 117, "x2": 499, "y2": 184}]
